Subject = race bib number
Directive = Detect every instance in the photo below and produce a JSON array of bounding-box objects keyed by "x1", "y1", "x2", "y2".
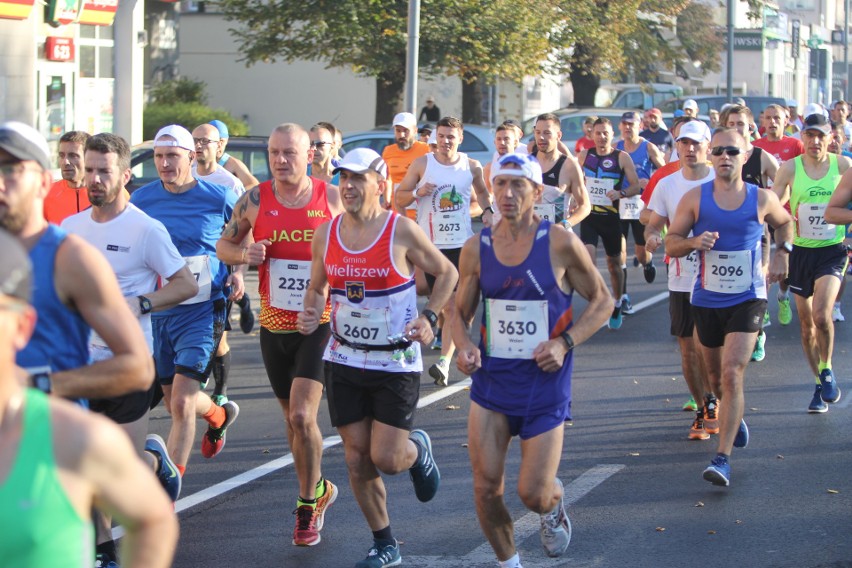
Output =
[
  {"x1": 431, "y1": 209, "x2": 467, "y2": 247},
  {"x1": 333, "y1": 304, "x2": 392, "y2": 347},
  {"x1": 269, "y1": 259, "x2": 311, "y2": 310},
  {"x1": 618, "y1": 195, "x2": 644, "y2": 220},
  {"x1": 797, "y1": 203, "x2": 836, "y2": 240},
  {"x1": 165, "y1": 255, "x2": 212, "y2": 305},
  {"x1": 702, "y1": 250, "x2": 752, "y2": 294},
  {"x1": 587, "y1": 178, "x2": 614, "y2": 207},
  {"x1": 534, "y1": 203, "x2": 557, "y2": 223},
  {"x1": 485, "y1": 299, "x2": 549, "y2": 359}
]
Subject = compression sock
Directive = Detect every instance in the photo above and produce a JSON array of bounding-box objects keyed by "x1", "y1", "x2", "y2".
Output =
[
  {"x1": 176, "y1": 464, "x2": 186, "y2": 477},
  {"x1": 622, "y1": 265, "x2": 628, "y2": 296},
  {"x1": 202, "y1": 404, "x2": 226, "y2": 428},
  {"x1": 373, "y1": 525, "x2": 394, "y2": 545},
  {"x1": 819, "y1": 360, "x2": 831, "y2": 372},
  {"x1": 212, "y1": 351, "x2": 231, "y2": 396}
]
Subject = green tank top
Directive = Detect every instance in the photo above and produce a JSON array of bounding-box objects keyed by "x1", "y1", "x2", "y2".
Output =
[
  {"x1": 0, "y1": 389, "x2": 93, "y2": 567},
  {"x1": 791, "y1": 154, "x2": 844, "y2": 248}
]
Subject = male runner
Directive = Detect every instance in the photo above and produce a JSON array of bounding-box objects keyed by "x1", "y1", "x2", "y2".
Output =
[
  {"x1": 574, "y1": 115, "x2": 597, "y2": 154},
  {"x1": 666, "y1": 128, "x2": 792, "y2": 486},
  {"x1": 395, "y1": 116, "x2": 494, "y2": 386},
  {"x1": 484, "y1": 122, "x2": 522, "y2": 195},
  {"x1": 617, "y1": 111, "x2": 665, "y2": 285},
  {"x1": 0, "y1": 230, "x2": 178, "y2": 568},
  {"x1": 61, "y1": 133, "x2": 196, "y2": 562},
  {"x1": 577, "y1": 118, "x2": 640, "y2": 329},
  {"x1": 0, "y1": 122, "x2": 152, "y2": 400},
  {"x1": 645, "y1": 120, "x2": 718, "y2": 440},
  {"x1": 300, "y1": 148, "x2": 456, "y2": 567},
  {"x1": 217, "y1": 123, "x2": 342, "y2": 546},
  {"x1": 308, "y1": 122, "x2": 340, "y2": 186},
  {"x1": 382, "y1": 112, "x2": 429, "y2": 218},
  {"x1": 640, "y1": 108, "x2": 674, "y2": 162},
  {"x1": 191, "y1": 122, "x2": 253, "y2": 406},
  {"x1": 453, "y1": 152, "x2": 611, "y2": 567},
  {"x1": 130, "y1": 124, "x2": 241, "y2": 481},
  {"x1": 44, "y1": 130, "x2": 91, "y2": 224},
  {"x1": 774, "y1": 113, "x2": 851, "y2": 412},
  {"x1": 531, "y1": 113, "x2": 591, "y2": 231}
]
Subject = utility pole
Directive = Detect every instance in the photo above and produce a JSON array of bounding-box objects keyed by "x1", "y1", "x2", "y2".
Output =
[
  {"x1": 404, "y1": 0, "x2": 421, "y2": 115},
  {"x1": 727, "y1": 0, "x2": 734, "y2": 102}
]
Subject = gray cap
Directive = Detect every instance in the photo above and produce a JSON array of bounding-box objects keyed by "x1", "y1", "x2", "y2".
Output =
[
  {"x1": 0, "y1": 122, "x2": 51, "y2": 171},
  {"x1": 0, "y1": 229, "x2": 32, "y2": 303}
]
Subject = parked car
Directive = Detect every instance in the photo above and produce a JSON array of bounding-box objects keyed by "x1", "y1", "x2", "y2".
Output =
[
  {"x1": 658, "y1": 95, "x2": 787, "y2": 116},
  {"x1": 341, "y1": 124, "x2": 496, "y2": 164},
  {"x1": 520, "y1": 107, "x2": 710, "y2": 152},
  {"x1": 595, "y1": 83, "x2": 684, "y2": 110},
  {"x1": 129, "y1": 136, "x2": 271, "y2": 191}
]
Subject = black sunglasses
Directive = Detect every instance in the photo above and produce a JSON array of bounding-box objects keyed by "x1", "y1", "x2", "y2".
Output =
[
  {"x1": 311, "y1": 141, "x2": 333, "y2": 148},
  {"x1": 710, "y1": 146, "x2": 742, "y2": 157}
]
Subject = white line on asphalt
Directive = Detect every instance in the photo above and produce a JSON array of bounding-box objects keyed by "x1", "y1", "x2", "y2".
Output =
[
  {"x1": 114, "y1": 292, "x2": 666, "y2": 540},
  {"x1": 405, "y1": 464, "x2": 626, "y2": 567}
]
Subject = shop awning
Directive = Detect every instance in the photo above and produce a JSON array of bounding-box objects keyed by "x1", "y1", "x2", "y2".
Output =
[
  {"x1": 0, "y1": 0, "x2": 35, "y2": 20},
  {"x1": 78, "y1": 0, "x2": 119, "y2": 26}
]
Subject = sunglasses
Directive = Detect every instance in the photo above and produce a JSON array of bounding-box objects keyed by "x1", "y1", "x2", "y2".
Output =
[
  {"x1": 710, "y1": 146, "x2": 742, "y2": 157},
  {"x1": 311, "y1": 141, "x2": 333, "y2": 148}
]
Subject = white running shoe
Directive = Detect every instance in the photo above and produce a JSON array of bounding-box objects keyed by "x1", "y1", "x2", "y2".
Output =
[{"x1": 540, "y1": 477, "x2": 572, "y2": 557}]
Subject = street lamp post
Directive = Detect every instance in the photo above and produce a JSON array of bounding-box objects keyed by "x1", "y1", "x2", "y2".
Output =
[{"x1": 727, "y1": 0, "x2": 734, "y2": 103}]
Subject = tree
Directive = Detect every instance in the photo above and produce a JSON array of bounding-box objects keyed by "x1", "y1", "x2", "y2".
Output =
[
  {"x1": 214, "y1": 0, "x2": 559, "y2": 125},
  {"x1": 143, "y1": 77, "x2": 249, "y2": 140}
]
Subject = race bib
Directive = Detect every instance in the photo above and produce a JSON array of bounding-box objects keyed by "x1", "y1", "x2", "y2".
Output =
[
  {"x1": 333, "y1": 304, "x2": 392, "y2": 347},
  {"x1": 534, "y1": 203, "x2": 557, "y2": 223},
  {"x1": 618, "y1": 195, "x2": 644, "y2": 220},
  {"x1": 797, "y1": 203, "x2": 836, "y2": 240},
  {"x1": 702, "y1": 249, "x2": 752, "y2": 294},
  {"x1": 587, "y1": 177, "x2": 614, "y2": 207},
  {"x1": 431, "y1": 209, "x2": 467, "y2": 247},
  {"x1": 269, "y1": 259, "x2": 311, "y2": 310},
  {"x1": 166, "y1": 255, "x2": 212, "y2": 305},
  {"x1": 673, "y1": 251, "x2": 699, "y2": 279},
  {"x1": 485, "y1": 299, "x2": 549, "y2": 359}
]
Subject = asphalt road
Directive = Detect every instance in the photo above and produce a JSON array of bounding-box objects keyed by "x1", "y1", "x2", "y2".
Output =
[{"x1": 144, "y1": 258, "x2": 852, "y2": 568}]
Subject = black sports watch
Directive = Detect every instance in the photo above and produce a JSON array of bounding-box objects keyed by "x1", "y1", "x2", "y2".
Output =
[
  {"x1": 779, "y1": 241, "x2": 793, "y2": 254},
  {"x1": 138, "y1": 295, "x2": 154, "y2": 315},
  {"x1": 560, "y1": 331, "x2": 575, "y2": 351},
  {"x1": 422, "y1": 308, "x2": 439, "y2": 327},
  {"x1": 483, "y1": 205, "x2": 494, "y2": 214},
  {"x1": 30, "y1": 371, "x2": 52, "y2": 394}
]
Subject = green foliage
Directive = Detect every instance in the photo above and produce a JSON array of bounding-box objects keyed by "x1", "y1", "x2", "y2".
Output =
[
  {"x1": 149, "y1": 77, "x2": 209, "y2": 105},
  {"x1": 142, "y1": 103, "x2": 249, "y2": 140}
]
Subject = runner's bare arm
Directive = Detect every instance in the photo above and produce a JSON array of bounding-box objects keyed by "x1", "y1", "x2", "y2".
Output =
[
  {"x1": 647, "y1": 142, "x2": 666, "y2": 169},
  {"x1": 142, "y1": 265, "x2": 198, "y2": 312},
  {"x1": 560, "y1": 157, "x2": 590, "y2": 226},
  {"x1": 451, "y1": 236, "x2": 483, "y2": 375},
  {"x1": 326, "y1": 183, "x2": 344, "y2": 217},
  {"x1": 225, "y1": 156, "x2": 260, "y2": 190},
  {"x1": 825, "y1": 168, "x2": 852, "y2": 224},
  {"x1": 469, "y1": 159, "x2": 494, "y2": 224},
  {"x1": 217, "y1": 187, "x2": 265, "y2": 265},
  {"x1": 761, "y1": 150, "x2": 779, "y2": 184},
  {"x1": 643, "y1": 211, "x2": 669, "y2": 254},
  {"x1": 69, "y1": 406, "x2": 178, "y2": 568},
  {"x1": 394, "y1": 156, "x2": 427, "y2": 208},
  {"x1": 665, "y1": 188, "x2": 712, "y2": 258},
  {"x1": 53, "y1": 236, "x2": 153, "y2": 398},
  {"x1": 760, "y1": 189, "x2": 793, "y2": 284},
  {"x1": 620, "y1": 153, "x2": 641, "y2": 196},
  {"x1": 298, "y1": 221, "x2": 331, "y2": 335},
  {"x1": 771, "y1": 159, "x2": 795, "y2": 205}
]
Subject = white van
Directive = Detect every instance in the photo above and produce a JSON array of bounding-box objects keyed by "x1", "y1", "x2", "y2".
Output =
[{"x1": 594, "y1": 83, "x2": 684, "y2": 110}]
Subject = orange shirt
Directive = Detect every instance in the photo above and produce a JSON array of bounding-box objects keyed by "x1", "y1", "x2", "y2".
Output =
[
  {"x1": 44, "y1": 179, "x2": 90, "y2": 224},
  {"x1": 383, "y1": 141, "x2": 430, "y2": 219}
]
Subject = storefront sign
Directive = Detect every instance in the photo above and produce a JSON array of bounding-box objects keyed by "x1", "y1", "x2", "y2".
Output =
[
  {"x1": 78, "y1": 0, "x2": 118, "y2": 26},
  {"x1": 46, "y1": 0, "x2": 84, "y2": 26},
  {"x1": 45, "y1": 37, "x2": 75, "y2": 61},
  {"x1": 722, "y1": 30, "x2": 765, "y2": 51},
  {"x1": 0, "y1": 0, "x2": 35, "y2": 20}
]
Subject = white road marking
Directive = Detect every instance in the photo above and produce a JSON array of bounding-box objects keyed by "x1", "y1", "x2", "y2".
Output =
[{"x1": 404, "y1": 464, "x2": 625, "y2": 567}]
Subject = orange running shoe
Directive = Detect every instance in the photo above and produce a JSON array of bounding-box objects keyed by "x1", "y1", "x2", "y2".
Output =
[
  {"x1": 689, "y1": 413, "x2": 710, "y2": 440},
  {"x1": 703, "y1": 397, "x2": 719, "y2": 435}
]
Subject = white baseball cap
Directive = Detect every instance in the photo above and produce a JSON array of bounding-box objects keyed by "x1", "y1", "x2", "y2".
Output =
[
  {"x1": 676, "y1": 120, "x2": 711, "y2": 143},
  {"x1": 333, "y1": 148, "x2": 388, "y2": 179},
  {"x1": 683, "y1": 99, "x2": 699, "y2": 112},
  {"x1": 153, "y1": 125, "x2": 195, "y2": 151},
  {"x1": 803, "y1": 102, "x2": 828, "y2": 120},
  {"x1": 392, "y1": 112, "x2": 417, "y2": 129},
  {"x1": 490, "y1": 152, "x2": 543, "y2": 185}
]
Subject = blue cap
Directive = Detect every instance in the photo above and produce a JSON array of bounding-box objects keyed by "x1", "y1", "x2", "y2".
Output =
[
  {"x1": 209, "y1": 119, "x2": 229, "y2": 139},
  {"x1": 673, "y1": 109, "x2": 685, "y2": 118}
]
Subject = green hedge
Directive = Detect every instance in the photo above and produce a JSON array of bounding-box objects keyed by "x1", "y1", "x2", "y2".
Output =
[{"x1": 143, "y1": 102, "x2": 250, "y2": 141}]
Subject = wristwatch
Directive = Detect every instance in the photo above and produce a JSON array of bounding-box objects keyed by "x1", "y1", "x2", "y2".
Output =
[
  {"x1": 560, "y1": 331, "x2": 575, "y2": 351},
  {"x1": 483, "y1": 205, "x2": 494, "y2": 214},
  {"x1": 779, "y1": 241, "x2": 793, "y2": 254},
  {"x1": 422, "y1": 308, "x2": 439, "y2": 327},
  {"x1": 138, "y1": 295, "x2": 154, "y2": 315},
  {"x1": 30, "y1": 371, "x2": 52, "y2": 394}
]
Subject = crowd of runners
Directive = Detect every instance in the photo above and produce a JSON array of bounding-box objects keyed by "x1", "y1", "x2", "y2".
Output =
[{"x1": 2, "y1": 94, "x2": 852, "y2": 568}]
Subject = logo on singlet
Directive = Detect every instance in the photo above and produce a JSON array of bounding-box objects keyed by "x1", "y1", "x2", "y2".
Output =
[
  {"x1": 346, "y1": 281, "x2": 365, "y2": 303},
  {"x1": 602, "y1": 159, "x2": 614, "y2": 169},
  {"x1": 307, "y1": 210, "x2": 328, "y2": 218},
  {"x1": 106, "y1": 244, "x2": 130, "y2": 253}
]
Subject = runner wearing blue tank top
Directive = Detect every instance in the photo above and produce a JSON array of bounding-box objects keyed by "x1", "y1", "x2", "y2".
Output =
[
  {"x1": 453, "y1": 153, "x2": 611, "y2": 567},
  {"x1": 0, "y1": 122, "x2": 152, "y2": 402},
  {"x1": 130, "y1": 125, "x2": 241, "y2": 482},
  {"x1": 666, "y1": 128, "x2": 792, "y2": 487},
  {"x1": 0, "y1": 230, "x2": 178, "y2": 568}
]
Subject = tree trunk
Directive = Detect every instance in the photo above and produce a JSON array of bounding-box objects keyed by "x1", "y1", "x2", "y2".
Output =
[
  {"x1": 375, "y1": 71, "x2": 405, "y2": 127},
  {"x1": 570, "y1": 44, "x2": 601, "y2": 107},
  {"x1": 462, "y1": 73, "x2": 483, "y2": 124}
]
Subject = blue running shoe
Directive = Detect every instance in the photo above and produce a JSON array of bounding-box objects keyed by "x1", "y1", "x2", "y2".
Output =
[
  {"x1": 145, "y1": 434, "x2": 181, "y2": 502},
  {"x1": 94, "y1": 553, "x2": 119, "y2": 568},
  {"x1": 703, "y1": 454, "x2": 731, "y2": 486},
  {"x1": 819, "y1": 369, "x2": 841, "y2": 403},
  {"x1": 608, "y1": 304, "x2": 623, "y2": 330},
  {"x1": 808, "y1": 385, "x2": 828, "y2": 413},
  {"x1": 354, "y1": 539, "x2": 401, "y2": 568},
  {"x1": 621, "y1": 295, "x2": 635, "y2": 315},
  {"x1": 408, "y1": 429, "x2": 440, "y2": 502},
  {"x1": 430, "y1": 328, "x2": 442, "y2": 350},
  {"x1": 733, "y1": 419, "x2": 749, "y2": 448}
]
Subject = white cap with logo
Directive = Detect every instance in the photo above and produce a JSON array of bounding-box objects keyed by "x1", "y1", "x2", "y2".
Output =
[
  {"x1": 392, "y1": 112, "x2": 417, "y2": 129},
  {"x1": 332, "y1": 148, "x2": 389, "y2": 179},
  {"x1": 490, "y1": 152, "x2": 543, "y2": 185},
  {"x1": 676, "y1": 120, "x2": 712, "y2": 143},
  {"x1": 153, "y1": 125, "x2": 195, "y2": 151}
]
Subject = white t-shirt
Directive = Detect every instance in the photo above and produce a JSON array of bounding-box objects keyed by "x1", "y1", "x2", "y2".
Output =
[
  {"x1": 192, "y1": 163, "x2": 246, "y2": 197},
  {"x1": 648, "y1": 168, "x2": 715, "y2": 292},
  {"x1": 61, "y1": 203, "x2": 187, "y2": 352}
]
